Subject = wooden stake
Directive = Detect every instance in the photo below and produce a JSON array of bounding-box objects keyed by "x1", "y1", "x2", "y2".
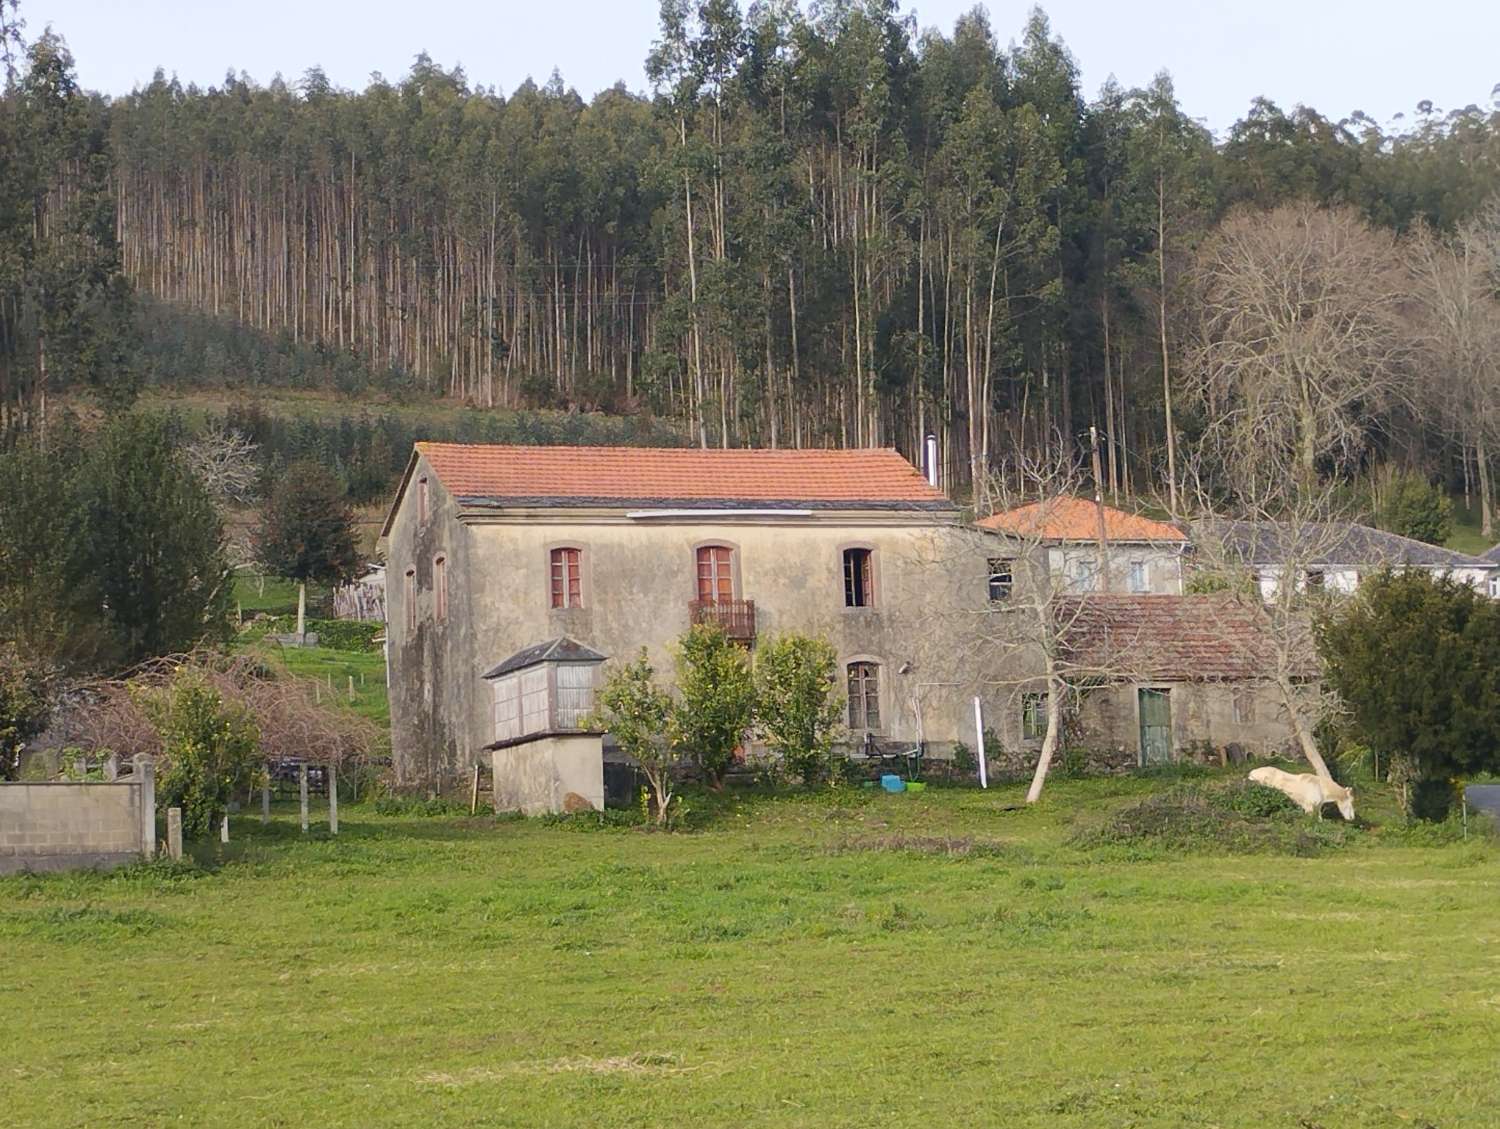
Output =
[
  {"x1": 348, "y1": 675, "x2": 355, "y2": 701},
  {"x1": 470, "y1": 763, "x2": 481, "y2": 815},
  {"x1": 299, "y1": 765, "x2": 310, "y2": 833},
  {"x1": 328, "y1": 763, "x2": 339, "y2": 835},
  {"x1": 261, "y1": 782, "x2": 270, "y2": 824}
]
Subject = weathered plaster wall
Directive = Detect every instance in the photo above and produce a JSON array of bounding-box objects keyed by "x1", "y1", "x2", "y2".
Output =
[
  {"x1": 1045, "y1": 545, "x2": 1184, "y2": 594},
  {"x1": 1074, "y1": 681, "x2": 1296, "y2": 764},
  {"x1": 0, "y1": 781, "x2": 150, "y2": 874},
  {"x1": 492, "y1": 734, "x2": 606, "y2": 815},
  {"x1": 385, "y1": 459, "x2": 477, "y2": 786}
]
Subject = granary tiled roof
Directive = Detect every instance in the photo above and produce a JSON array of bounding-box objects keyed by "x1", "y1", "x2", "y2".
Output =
[
  {"x1": 412, "y1": 443, "x2": 954, "y2": 511},
  {"x1": 482, "y1": 637, "x2": 607, "y2": 680},
  {"x1": 1057, "y1": 594, "x2": 1297, "y2": 682},
  {"x1": 978, "y1": 496, "x2": 1187, "y2": 543}
]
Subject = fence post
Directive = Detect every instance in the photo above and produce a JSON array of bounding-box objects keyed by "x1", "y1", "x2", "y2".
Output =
[
  {"x1": 220, "y1": 815, "x2": 230, "y2": 844},
  {"x1": 133, "y1": 754, "x2": 156, "y2": 858},
  {"x1": 328, "y1": 762, "x2": 339, "y2": 836},
  {"x1": 261, "y1": 781, "x2": 270, "y2": 824},
  {"x1": 167, "y1": 808, "x2": 183, "y2": 861},
  {"x1": 74, "y1": 753, "x2": 88, "y2": 778},
  {"x1": 103, "y1": 753, "x2": 119, "y2": 782},
  {"x1": 299, "y1": 764, "x2": 310, "y2": 833}
]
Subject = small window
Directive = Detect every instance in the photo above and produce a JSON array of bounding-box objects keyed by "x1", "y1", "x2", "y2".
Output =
[
  {"x1": 847, "y1": 662, "x2": 881, "y2": 731},
  {"x1": 1304, "y1": 569, "x2": 1325, "y2": 592},
  {"x1": 1128, "y1": 560, "x2": 1147, "y2": 593},
  {"x1": 1490, "y1": 575, "x2": 1500, "y2": 600},
  {"x1": 1067, "y1": 556, "x2": 1098, "y2": 593},
  {"x1": 404, "y1": 568, "x2": 417, "y2": 633},
  {"x1": 987, "y1": 558, "x2": 1013, "y2": 602},
  {"x1": 433, "y1": 555, "x2": 448, "y2": 623},
  {"x1": 550, "y1": 548, "x2": 583, "y2": 609},
  {"x1": 843, "y1": 548, "x2": 874, "y2": 607},
  {"x1": 417, "y1": 476, "x2": 429, "y2": 525},
  {"x1": 696, "y1": 545, "x2": 735, "y2": 605},
  {"x1": 1232, "y1": 688, "x2": 1256, "y2": 725},
  {"x1": 1022, "y1": 692, "x2": 1048, "y2": 741}
]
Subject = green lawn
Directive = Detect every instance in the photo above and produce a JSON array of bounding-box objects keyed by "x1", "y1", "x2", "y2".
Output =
[
  {"x1": 3, "y1": 776, "x2": 1497, "y2": 1128},
  {"x1": 256, "y1": 640, "x2": 389, "y2": 729}
]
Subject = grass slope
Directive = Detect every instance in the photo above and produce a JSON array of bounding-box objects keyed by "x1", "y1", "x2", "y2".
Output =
[{"x1": 3, "y1": 776, "x2": 1497, "y2": 1128}]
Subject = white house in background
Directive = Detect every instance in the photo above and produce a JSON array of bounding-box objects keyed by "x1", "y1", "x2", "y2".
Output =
[
  {"x1": 976, "y1": 495, "x2": 1189, "y2": 595},
  {"x1": 1195, "y1": 520, "x2": 1497, "y2": 601},
  {"x1": 1484, "y1": 544, "x2": 1500, "y2": 598}
]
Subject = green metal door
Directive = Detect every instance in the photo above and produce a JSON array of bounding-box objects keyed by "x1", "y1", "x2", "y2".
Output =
[{"x1": 1138, "y1": 688, "x2": 1172, "y2": 765}]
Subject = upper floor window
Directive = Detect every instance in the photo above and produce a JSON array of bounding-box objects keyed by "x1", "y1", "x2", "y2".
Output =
[
  {"x1": 843, "y1": 548, "x2": 874, "y2": 608},
  {"x1": 1066, "y1": 556, "x2": 1098, "y2": 593},
  {"x1": 417, "y1": 476, "x2": 429, "y2": 525},
  {"x1": 404, "y1": 568, "x2": 417, "y2": 633},
  {"x1": 433, "y1": 555, "x2": 448, "y2": 623},
  {"x1": 988, "y1": 558, "x2": 1013, "y2": 602},
  {"x1": 696, "y1": 544, "x2": 735, "y2": 605},
  {"x1": 1128, "y1": 559, "x2": 1148, "y2": 593},
  {"x1": 550, "y1": 547, "x2": 583, "y2": 609},
  {"x1": 847, "y1": 661, "x2": 881, "y2": 731}
]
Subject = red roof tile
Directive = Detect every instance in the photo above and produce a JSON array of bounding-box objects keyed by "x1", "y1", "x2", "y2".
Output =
[
  {"x1": 978, "y1": 495, "x2": 1187, "y2": 543},
  {"x1": 1057, "y1": 594, "x2": 1303, "y2": 681},
  {"x1": 413, "y1": 443, "x2": 953, "y2": 509}
]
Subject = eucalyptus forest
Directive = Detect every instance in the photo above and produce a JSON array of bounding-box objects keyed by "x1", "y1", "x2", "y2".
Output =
[{"x1": 2, "y1": 0, "x2": 1500, "y2": 508}]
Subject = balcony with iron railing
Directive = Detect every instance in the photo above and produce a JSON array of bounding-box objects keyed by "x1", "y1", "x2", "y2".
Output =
[{"x1": 688, "y1": 598, "x2": 757, "y2": 642}]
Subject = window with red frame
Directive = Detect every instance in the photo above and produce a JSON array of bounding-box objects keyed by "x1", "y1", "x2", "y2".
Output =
[
  {"x1": 550, "y1": 548, "x2": 583, "y2": 608},
  {"x1": 695, "y1": 545, "x2": 734, "y2": 604}
]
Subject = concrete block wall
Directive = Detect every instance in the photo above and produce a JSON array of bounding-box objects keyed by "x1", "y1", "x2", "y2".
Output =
[{"x1": 0, "y1": 762, "x2": 154, "y2": 874}]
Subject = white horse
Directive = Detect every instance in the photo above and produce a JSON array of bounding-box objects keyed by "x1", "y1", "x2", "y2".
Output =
[{"x1": 1248, "y1": 766, "x2": 1355, "y2": 821}]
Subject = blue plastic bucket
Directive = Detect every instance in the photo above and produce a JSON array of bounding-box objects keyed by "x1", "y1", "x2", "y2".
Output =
[{"x1": 880, "y1": 774, "x2": 906, "y2": 793}]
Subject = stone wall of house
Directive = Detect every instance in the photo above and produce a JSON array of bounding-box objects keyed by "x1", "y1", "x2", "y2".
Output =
[
  {"x1": 1072, "y1": 681, "x2": 1298, "y2": 766},
  {"x1": 0, "y1": 763, "x2": 155, "y2": 874}
]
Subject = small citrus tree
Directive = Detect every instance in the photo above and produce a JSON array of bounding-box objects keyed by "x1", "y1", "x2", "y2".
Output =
[
  {"x1": 594, "y1": 650, "x2": 676, "y2": 825},
  {"x1": 141, "y1": 670, "x2": 262, "y2": 838},
  {"x1": 754, "y1": 633, "x2": 843, "y2": 785},
  {"x1": 670, "y1": 623, "x2": 756, "y2": 789}
]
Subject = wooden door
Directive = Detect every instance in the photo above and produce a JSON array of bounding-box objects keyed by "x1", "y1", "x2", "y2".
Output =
[
  {"x1": 696, "y1": 546, "x2": 734, "y2": 604},
  {"x1": 1138, "y1": 688, "x2": 1172, "y2": 765}
]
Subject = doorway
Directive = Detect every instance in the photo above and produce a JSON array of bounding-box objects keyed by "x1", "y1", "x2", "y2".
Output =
[{"x1": 1138, "y1": 688, "x2": 1173, "y2": 766}]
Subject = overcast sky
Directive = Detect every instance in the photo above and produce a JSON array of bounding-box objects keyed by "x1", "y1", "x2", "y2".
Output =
[{"x1": 23, "y1": 0, "x2": 1500, "y2": 137}]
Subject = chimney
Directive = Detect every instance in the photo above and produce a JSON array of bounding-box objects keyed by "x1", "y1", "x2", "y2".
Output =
[{"x1": 923, "y1": 433, "x2": 940, "y2": 490}]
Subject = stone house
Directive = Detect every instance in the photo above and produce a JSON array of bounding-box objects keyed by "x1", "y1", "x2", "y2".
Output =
[
  {"x1": 977, "y1": 496, "x2": 1188, "y2": 595},
  {"x1": 381, "y1": 442, "x2": 998, "y2": 790},
  {"x1": 1056, "y1": 594, "x2": 1306, "y2": 765}
]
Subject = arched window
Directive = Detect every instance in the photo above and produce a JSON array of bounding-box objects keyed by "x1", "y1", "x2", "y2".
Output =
[
  {"x1": 550, "y1": 547, "x2": 583, "y2": 609},
  {"x1": 417, "y1": 476, "x2": 429, "y2": 525},
  {"x1": 404, "y1": 568, "x2": 417, "y2": 633},
  {"x1": 433, "y1": 556, "x2": 448, "y2": 623},
  {"x1": 696, "y1": 544, "x2": 735, "y2": 604},
  {"x1": 847, "y1": 661, "x2": 881, "y2": 731}
]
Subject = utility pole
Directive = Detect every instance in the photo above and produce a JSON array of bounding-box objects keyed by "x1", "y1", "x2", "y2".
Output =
[{"x1": 1091, "y1": 425, "x2": 1112, "y2": 593}]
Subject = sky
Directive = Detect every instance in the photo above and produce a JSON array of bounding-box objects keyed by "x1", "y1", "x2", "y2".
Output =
[{"x1": 21, "y1": 0, "x2": 1500, "y2": 137}]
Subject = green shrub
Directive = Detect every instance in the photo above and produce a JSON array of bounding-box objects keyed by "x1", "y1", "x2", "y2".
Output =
[
  {"x1": 950, "y1": 741, "x2": 977, "y2": 774},
  {"x1": 142, "y1": 670, "x2": 262, "y2": 839},
  {"x1": 0, "y1": 644, "x2": 50, "y2": 781},
  {"x1": 754, "y1": 633, "x2": 843, "y2": 786},
  {"x1": 1373, "y1": 471, "x2": 1452, "y2": 545},
  {"x1": 371, "y1": 793, "x2": 469, "y2": 817},
  {"x1": 671, "y1": 623, "x2": 755, "y2": 790}
]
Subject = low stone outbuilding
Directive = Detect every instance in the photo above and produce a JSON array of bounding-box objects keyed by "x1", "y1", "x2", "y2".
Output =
[{"x1": 1057, "y1": 594, "x2": 1305, "y2": 765}]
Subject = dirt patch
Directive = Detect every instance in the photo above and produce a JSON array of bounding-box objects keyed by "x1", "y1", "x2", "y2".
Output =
[
  {"x1": 827, "y1": 834, "x2": 1010, "y2": 858},
  {"x1": 420, "y1": 1053, "x2": 696, "y2": 1086}
]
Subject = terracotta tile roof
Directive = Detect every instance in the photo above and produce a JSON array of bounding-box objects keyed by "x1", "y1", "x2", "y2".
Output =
[
  {"x1": 1057, "y1": 594, "x2": 1298, "y2": 681},
  {"x1": 977, "y1": 495, "x2": 1187, "y2": 543},
  {"x1": 413, "y1": 443, "x2": 954, "y2": 510}
]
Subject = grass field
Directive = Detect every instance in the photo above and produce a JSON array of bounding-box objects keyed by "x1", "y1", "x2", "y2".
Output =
[{"x1": 3, "y1": 774, "x2": 1498, "y2": 1128}]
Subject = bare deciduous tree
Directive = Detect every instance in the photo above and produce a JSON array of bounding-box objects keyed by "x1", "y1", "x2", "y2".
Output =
[
  {"x1": 1407, "y1": 205, "x2": 1500, "y2": 537},
  {"x1": 183, "y1": 426, "x2": 261, "y2": 508},
  {"x1": 1185, "y1": 203, "x2": 1411, "y2": 491}
]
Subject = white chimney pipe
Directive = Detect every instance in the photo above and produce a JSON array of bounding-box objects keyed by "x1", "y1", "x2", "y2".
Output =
[{"x1": 924, "y1": 433, "x2": 939, "y2": 490}]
